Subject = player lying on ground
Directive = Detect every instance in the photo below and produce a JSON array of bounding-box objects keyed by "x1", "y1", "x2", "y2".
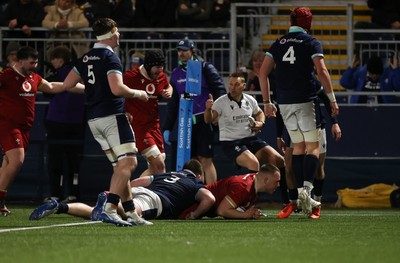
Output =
[
  {"x1": 179, "y1": 163, "x2": 281, "y2": 219},
  {"x1": 29, "y1": 159, "x2": 215, "y2": 222}
]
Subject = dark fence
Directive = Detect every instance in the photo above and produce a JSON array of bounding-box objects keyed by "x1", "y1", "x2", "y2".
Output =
[{"x1": 5, "y1": 102, "x2": 400, "y2": 204}]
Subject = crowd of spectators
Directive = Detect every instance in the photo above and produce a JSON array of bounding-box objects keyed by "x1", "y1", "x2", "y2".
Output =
[{"x1": 0, "y1": 0, "x2": 236, "y2": 29}]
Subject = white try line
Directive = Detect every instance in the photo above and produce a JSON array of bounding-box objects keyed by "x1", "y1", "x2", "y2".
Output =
[{"x1": 0, "y1": 221, "x2": 102, "y2": 233}]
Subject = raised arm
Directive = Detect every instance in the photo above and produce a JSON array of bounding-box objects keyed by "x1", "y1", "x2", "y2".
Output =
[{"x1": 204, "y1": 93, "x2": 219, "y2": 125}]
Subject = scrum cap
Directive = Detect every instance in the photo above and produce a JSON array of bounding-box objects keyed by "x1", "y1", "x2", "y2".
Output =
[
  {"x1": 290, "y1": 7, "x2": 313, "y2": 31},
  {"x1": 144, "y1": 49, "x2": 165, "y2": 74}
]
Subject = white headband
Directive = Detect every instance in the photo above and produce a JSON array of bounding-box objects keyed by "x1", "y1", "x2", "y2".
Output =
[{"x1": 96, "y1": 27, "x2": 118, "y2": 41}]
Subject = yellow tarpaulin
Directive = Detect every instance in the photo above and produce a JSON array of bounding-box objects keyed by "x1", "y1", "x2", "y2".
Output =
[{"x1": 336, "y1": 183, "x2": 399, "y2": 208}]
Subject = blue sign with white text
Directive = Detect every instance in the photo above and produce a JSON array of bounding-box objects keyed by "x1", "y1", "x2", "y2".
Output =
[
  {"x1": 185, "y1": 60, "x2": 202, "y2": 95},
  {"x1": 176, "y1": 98, "x2": 193, "y2": 170}
]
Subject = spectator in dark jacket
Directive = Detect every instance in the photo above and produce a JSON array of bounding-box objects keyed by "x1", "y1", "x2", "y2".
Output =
[
  {"x1": 44, "y1": 45, "x2": 86, "y2": 203},
  {"x1": 5, "y1": 0, "x2": 45, "y2": 38},
  {"x1": 340, "y1": 54, "x2": 400, "y2": 103}
]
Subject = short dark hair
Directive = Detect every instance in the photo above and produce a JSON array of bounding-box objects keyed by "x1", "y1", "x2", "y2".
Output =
[
  {"x1": 183, "y1": 159, "x2": 204, "y2": 177},
  {"x1": 17, "y1": 46, "x2": 39, "y2": 60},
  {"x1": 49, "y1": 46, "x2": 71, "y2": 62},
  {"x1": 92, "y1": 18, "x2": 117, "y2": 37},
  {"x1": 229, "y1": 72, "x2": 246, "y2": 83}
]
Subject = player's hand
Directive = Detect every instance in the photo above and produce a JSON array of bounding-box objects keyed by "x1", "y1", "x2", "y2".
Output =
[
  {"x1": 163, "y1": 130, "x2": 171, "y2": 146},
  {"x1": 330, "y1": 101, "x2": 339, "y2": 117},
  {"x1": 264, "y1": 103, "x2": 277, "y2": 118},
  {"x1": 137, "y1": 90, "x2": 149, "y2": 101},
  {"x1": 205, "y1": 93, "x2": 213, "y2": 110},
  {"x1": 161, "y1": 88, "x2": 172, "y2": 99},
  {"x1": 331, "y1": 123, "x2": 342, "y2": 142},
  {"x1": 185, "y1": 211, "x2": 197, "y2": 220},
  {"x1": 277, "y1": 137, "x2": 286, "y2": 154},
  {"x1": 245, "y1": 206, "x2": 264, "y2": 219}
]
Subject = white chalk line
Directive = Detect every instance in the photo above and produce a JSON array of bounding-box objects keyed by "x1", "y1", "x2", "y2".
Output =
[
  {"x1": 0, "y1": 221, "x2": 102, "y2": 233},
  {"x1": 1, "y1": 212, "x2": 399, "y2": 233}
]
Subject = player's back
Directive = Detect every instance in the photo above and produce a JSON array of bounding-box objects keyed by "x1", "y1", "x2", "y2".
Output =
[
  {"x1": 147, "y1": 170, "x2": 204, "y2": 219},
  {"x1": 268, "y1": 29, "x2": 322, "y2": 104},
  {"x1": 74, "y1": 44, "x2": 125, "y2": 119}
]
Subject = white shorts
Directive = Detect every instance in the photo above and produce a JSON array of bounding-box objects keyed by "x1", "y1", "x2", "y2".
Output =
[
  {"x1": 132, "y1": 187, "x2": 163, "y2": 219},
  {"x1": 88, "y1": 114, "x2": 137, "y2": 161},
  {"x1": 319, "y1": 128, "x2": 327, "y2": 154},
  {"x1": 289, "y1": 128, "x2": 327, "y2": 153},
  {"x1": 280, "y1": 101, "x2": 320, "y2": 143}
]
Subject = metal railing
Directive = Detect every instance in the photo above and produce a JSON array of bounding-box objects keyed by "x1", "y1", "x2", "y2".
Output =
[
  {"x1": 1, "y1": 1, "x2": 400, "y2": 99},
  {"x1": 0, "y1": 27, "x2": 236, "y2": 76}
]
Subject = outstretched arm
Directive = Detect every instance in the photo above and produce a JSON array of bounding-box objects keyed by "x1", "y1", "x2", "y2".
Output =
[
  {"x1": 216, "y1": 198, "x2": 263, "y2": 219},
  {"x1": 108, "y1": 73, "x2": 149, "y2": 101},
  {"x1": 186, "y1": 188, "x2": 215, "y2": 219}
]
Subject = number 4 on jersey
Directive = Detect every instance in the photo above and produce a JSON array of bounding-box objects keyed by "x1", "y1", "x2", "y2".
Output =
[{"x1": 282, "y1": 46, "x2": 296, "y2": 64}]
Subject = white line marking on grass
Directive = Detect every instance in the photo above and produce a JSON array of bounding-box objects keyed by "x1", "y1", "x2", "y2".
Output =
[{"x1": 0, "y1": 221, "x2": 102, "y2": 233}]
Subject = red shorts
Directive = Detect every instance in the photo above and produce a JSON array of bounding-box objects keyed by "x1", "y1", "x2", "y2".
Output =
[
  {"x1": 0, "y1": 120, "x2": 30, "y2": 154},
  {"x1": 131, "y1": 121, "x2": 164, "y2": 154}
]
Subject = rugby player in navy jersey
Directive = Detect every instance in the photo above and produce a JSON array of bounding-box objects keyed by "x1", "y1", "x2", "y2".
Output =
[
  {"x1": 275, "y1": 85, "x2": 342, "y2": 219},
  {"x1": 259, "y1": 7, "x2": 339, "y2": 216},
  {"x1": 29, "y1": 159, "x2": 215, "y2": 221},
  {"x1": 62, "y1": 18, "x2": 150, "y2": 227}
]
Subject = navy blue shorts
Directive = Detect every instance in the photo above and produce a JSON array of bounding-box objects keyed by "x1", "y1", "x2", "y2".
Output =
[{"x1": 221, "y1": 136, "x2": 268, "y2": 164}]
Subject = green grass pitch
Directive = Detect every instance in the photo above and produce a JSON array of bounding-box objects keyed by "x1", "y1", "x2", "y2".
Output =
[{"x1": 1, "y1": 206, "x2": 399, "y2": 263}]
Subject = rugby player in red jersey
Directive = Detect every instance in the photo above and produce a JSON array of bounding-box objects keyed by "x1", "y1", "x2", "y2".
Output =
[
  {"x1": 0, "y1": 46, "x2": 77, "y2": 215},
  {"x1": 124, "y1": 49, "x2": 173, "y2": 177},
  {"x1": 179, "y1": 163, "x2": 281, "y2": 219}
]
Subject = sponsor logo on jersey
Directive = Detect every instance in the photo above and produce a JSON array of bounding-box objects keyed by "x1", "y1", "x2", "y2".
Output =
[
  {"x1": 22, "y1": 81, "x2": 32, "y2": 92},
  {"x1": 83, "y1": 55, "x2": 101, "y2": 63},
  {"x1": 20, "y1": 81, "x2": 34, "y2": 96},
  {"x1": 146, "y1": 83, "x2": 157, "y2": 98},
  {"x1": 280, "y1": 38, "x2": 304, "y2": 44}
]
